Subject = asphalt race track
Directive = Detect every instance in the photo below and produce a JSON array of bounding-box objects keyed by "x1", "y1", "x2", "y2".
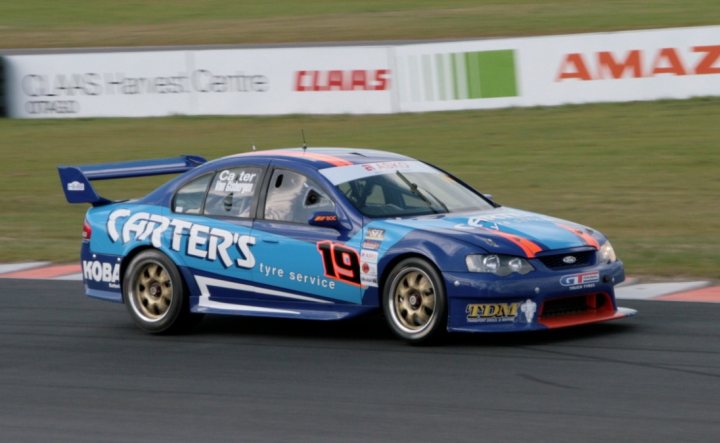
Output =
[{"x1": 1, "y1": 280, "x2": 719, "y2": 442}]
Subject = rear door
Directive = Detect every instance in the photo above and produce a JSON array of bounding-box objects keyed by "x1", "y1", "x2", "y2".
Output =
[{"x1": 170, "y1": 163, "x2": 266, "y2": 312}]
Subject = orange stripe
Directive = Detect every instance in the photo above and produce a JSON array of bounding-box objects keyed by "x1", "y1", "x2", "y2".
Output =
[
  {"x1": 1, "y1": 264, "x2": 81, "y2": 279},
  {"x1": 480, "y1": 229, "x2": 543, "y2": 258},
  {"x1": 557, "y1": 224, "x2": 600, "y2": 250},
  {"x1": 240, "y1": 150, "x2": 352, "y2": 166},
  {"x1": 656, "y1": 286, "x2": 720, "y2": 303},
  {"x1": 274, "y1": 151, "x2": 353, "y2": 166}
]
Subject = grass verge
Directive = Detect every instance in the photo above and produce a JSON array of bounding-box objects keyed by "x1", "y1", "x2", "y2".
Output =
[
  {"x1": 1, "y1": 1, "x2": 719, "y2": 49},
  {"x1": 1, "y1": 98, "x2": 718, "y2": 278}
]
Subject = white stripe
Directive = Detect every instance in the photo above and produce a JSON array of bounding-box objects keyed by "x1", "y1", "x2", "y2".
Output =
[
  {"x1": 320, "y1": 160, "x2": 437, "y2": 185},
  {"x1": 85, "y1": 163, "x2": 188, "y2": 177},
  {"x1": 194, "y1": 275, "x2": 331, "y2": 314}
]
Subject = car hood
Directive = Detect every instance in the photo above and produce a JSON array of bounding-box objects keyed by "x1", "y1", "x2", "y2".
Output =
[{"x1": 381, "y1": 207, "x2": 603, "y2": 258}]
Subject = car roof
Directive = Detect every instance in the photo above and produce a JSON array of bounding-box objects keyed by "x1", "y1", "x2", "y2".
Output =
[{"x1": 222, "y1": 147, "x2": 413, "y2": 170}]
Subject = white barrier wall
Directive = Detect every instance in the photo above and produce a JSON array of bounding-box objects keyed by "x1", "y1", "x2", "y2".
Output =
[
  {"x1": 3, "y1": 26, "x2": 719, "y2": 118},
  {"x1": 4, "y1": 46, "x2": 393, "y2": 118},
  {"x1": 395, "y1": 25, "x2": 720, "y2": 111}
]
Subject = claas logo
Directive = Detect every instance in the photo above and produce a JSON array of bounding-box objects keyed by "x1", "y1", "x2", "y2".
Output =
[{"x1": 295, "y1": 69, "x2": 390, "y2": 91}]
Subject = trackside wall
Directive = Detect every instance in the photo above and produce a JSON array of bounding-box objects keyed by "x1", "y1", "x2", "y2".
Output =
[
  {"x1": 0, "y1": 56, "x2": 5, "y2": 117},
  {"x1": 2, "y1": 25, "x2": 719, "y2": 119}
]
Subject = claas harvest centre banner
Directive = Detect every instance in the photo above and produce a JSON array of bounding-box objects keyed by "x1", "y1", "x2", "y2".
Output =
[{"x1": 1, "y1": 25, "x2": 718, "y2": 118}]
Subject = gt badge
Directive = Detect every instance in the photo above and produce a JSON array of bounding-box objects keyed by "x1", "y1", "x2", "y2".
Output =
[{"x1": 560, "y1": 271, "x2": 599, "y2": 287}]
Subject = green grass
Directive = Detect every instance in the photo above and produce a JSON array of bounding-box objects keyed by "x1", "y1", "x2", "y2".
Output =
[
  {"x1": 1, "y1": 98, "x2": 719, "y2": 278},
  {"x1": 1, "y1": 0, "x2": 719, "y2": 48}
]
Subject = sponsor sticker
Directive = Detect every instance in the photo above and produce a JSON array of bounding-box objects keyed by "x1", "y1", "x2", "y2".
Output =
[
  {"x1": 359, "y1": 249, "x2": 379, "y2": 287},
  {"x1": 361, "y1": 274, "x2": 378, "y2": 287},
  {"x1": 294, "y1": 69, "x2": 390, "y2": 92},
  {"x1": 313, "y1": 214, "x2": 338, "y2": 223},
  {"x1": 83, "y1": 260, "x2": 120, "y2": 288},
  {"x1": 365, "y1": 228, "x2": 385, "y2": 241},
  {"x1": 360, "y1": 249, "x2": 379, "y2": 264},
  {"x1": 361, "y1": 240, "x2": 382, "y2": 250},
  {"x1": 319, "y1": 160, "x2": 437, "y2": 185},
  {"x1": 215, "y1": 169, "x2": 257, "y2": 194},
  {"x1": 560, "y1": 271, "x2": 599, "y2": 287},
  {"x1": 67, "y1": 181, "x2": 85, "y2": 192},
  {"x1": 465, "y1": 299, "x2": 536, "y2": 323},
  {"x1": 560, "y1": 271, "x2": 600, "y2": 290},
  {"x1": 107, "y1": 209, "x2": 256, "y2": 269},
  {"x1": 520, "y1": 299, "x2": 537, "y2": 323}
]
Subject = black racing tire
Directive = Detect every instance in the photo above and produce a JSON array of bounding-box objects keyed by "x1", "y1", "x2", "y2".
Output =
[
  {"x1": 382, "y1": 257, "x2": 447, "y2": 345},
  {"x1": 123, "y1": 250, "x2": 198, "y2": 334}
]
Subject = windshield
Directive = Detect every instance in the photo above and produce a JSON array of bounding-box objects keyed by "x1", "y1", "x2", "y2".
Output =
[{"x1": 335, "y1": 167, "x2": 494, "y2": 218}]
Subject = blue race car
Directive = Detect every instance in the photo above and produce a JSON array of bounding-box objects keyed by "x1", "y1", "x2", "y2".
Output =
[{"x1": 59, "y1": 148, "x2": 636, "y2": 343}]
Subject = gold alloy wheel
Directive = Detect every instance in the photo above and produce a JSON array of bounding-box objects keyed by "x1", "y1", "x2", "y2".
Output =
[
  {"x1": 131, "y1": 261, "x2": 173, "y2": 322},
  {"x1": 391, "y1": 268, "x2": 436, "y2": 332}
]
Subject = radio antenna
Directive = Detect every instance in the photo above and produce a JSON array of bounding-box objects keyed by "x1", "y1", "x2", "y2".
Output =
[{"x1": 301, "y1": 129, "x2": 308, "y2": 152}]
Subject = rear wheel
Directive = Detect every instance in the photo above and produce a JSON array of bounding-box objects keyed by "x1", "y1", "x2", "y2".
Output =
[
  {"x1": 382, "y1": 258, "x2": 447, "y2": 344},
  {"x1": 123, "y1": 250, "x2": 197, "y2": 334}
]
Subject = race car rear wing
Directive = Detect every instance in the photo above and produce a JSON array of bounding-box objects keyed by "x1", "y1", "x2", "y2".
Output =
[{"x1": 58, "y1": 155, "x2": 207, "y2": 206}]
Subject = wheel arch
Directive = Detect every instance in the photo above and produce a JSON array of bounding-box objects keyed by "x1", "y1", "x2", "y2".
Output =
[
  {"x1": 379, "y1": 251, "x2": 449, "y2": 343},
  {"x1": 379, "y1": 251, "x2": 445, "y2": 295},
  {"x1": 120, "y1": 245, "x2": 181, "y2": 302}
]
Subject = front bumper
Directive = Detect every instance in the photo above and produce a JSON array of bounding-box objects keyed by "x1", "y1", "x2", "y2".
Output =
[{"x1": 443, "y1": 261, "x2": 636, "y2": 333}]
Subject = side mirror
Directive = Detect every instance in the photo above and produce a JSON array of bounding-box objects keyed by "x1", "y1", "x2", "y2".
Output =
[{"x1": 308, "y1": 211, "x2": 343, "y2": 230}]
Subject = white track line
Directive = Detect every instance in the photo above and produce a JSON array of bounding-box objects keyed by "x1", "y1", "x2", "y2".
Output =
[
  {"x1": 615, "y1": 281, "x2": 710, "y2": 300},
  {"x1": 0, "y1": 262, "x2": 50, "y2": 274},
  {"x1": 56, "y1": 273, "x2": 83, "y2": 281}
]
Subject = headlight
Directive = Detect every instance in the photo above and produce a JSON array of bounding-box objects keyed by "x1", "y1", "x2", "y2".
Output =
[
  {"x1": 598, "y1": 241, "x2": 617, "y2": 264},
  {"x1": 466, "y1": 254, "x2": 534, "y2": 276}
]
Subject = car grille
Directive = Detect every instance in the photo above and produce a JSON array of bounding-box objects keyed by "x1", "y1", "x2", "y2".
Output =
[
  {"x1": 538, "y1": 250, "x2": 594, "y2": 269},
  {"x1": 541, "y1": 293, "x2": 610, "y2": 318}
]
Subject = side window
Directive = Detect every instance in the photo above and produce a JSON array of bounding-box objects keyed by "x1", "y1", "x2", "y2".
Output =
[
  {"x1": 204, "y1": 167, "x2": 263, "y2": 218},
  {"x1": 264, "y1": 169, "x2": 335, "y2": 224},
  {"x1": 173, "y1": 174, "x2": 212, "y2": 214}
]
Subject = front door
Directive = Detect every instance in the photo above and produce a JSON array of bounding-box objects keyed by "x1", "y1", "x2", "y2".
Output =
[{"x1": 251, "y1": 167, "x2": 363, "y2": 310}]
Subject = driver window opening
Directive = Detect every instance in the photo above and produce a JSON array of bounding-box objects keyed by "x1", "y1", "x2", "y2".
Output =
[{"x1": 264, "y1": 170, "x2": 335, "y2": 224}]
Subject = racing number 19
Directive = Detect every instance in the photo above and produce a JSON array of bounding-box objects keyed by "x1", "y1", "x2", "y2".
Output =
[{"x1": 317, "y1": 241, "x2": 361, "y2": 286}]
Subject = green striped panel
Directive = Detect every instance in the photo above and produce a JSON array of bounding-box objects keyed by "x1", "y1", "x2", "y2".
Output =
[{"x1": 474, "y1": 50, "x2": 517, "y2": 98}]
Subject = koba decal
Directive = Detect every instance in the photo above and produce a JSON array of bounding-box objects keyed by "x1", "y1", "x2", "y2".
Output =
[{"x1": 83, "y1": 260, "x2": 120, "y2": 287}]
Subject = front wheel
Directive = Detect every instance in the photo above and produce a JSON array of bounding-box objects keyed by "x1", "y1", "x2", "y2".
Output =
[
  {"x1": 382, "y1": 258, "x2": 447, "y2": 344},
  {"x1": 123, "y1": 250, "x2": 196, "y2": 334}
]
